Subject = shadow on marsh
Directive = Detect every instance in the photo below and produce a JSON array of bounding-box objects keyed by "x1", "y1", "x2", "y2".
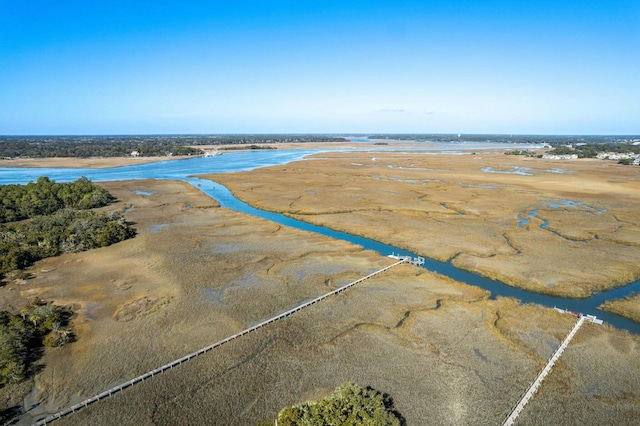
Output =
[{"x1": 0, "y1": 405, "x2": 23, "y2": 425}]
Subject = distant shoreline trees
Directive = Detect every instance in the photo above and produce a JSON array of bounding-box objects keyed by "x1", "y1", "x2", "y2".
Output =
[
  {"x1": 0, "y1": 135, "x2": 348, "y2": 159},
  {"x1": 547, "y1": 143, "x2": 640, "y2": 158}
]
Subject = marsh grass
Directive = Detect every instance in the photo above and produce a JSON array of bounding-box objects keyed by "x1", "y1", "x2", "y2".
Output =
[
  {"x1": 599, "y1": 292, "x2": 640, "y2": 323},
  {"x1": 206, "y1": 151, "x2": 640, "y2": 297},
  {"x1": 1, "y1": 179, "x2": 639, "y2": 425}
]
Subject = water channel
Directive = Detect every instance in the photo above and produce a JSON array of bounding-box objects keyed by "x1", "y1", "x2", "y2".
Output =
[{"x1": 2, "y1": 145, "x2": 639, "y2": 334}]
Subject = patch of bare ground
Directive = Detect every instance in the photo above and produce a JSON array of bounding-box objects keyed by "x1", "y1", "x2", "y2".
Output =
[
  {"x1": 203, "y1": 151, "x2": 640, "y2": 297},
  {"x1": 599, "y1": 293, "x2": 640, "y2": 323},
  {"x1": 1, "y1": 179, "x2": 639, "y2": 425}
]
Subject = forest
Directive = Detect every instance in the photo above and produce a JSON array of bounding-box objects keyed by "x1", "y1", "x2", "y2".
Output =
[
  {"x1": 0, "y1": 135, "x2": 347, "y2": 158},
  {"x1": 0, "y1": 176, "x2": 111, "y2": 222},
  {"x1": 0, "y1": 177, "x2": 134, "y2": 386},
  {"x1": 0, "y1": 177, "x2": 136, "y2": 276},
  {"x1": 0, "y1": 137, "x2": 202, "y2": 158}
]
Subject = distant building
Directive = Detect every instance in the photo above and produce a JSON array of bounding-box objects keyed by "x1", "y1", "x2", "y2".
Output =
[
  {"x1": 131, "y1": 150, "x2": 140, "y2": 157},
  {"x1": 597, "y1": 152, "x2": 640, "y2": 161},
  {"x1": 542, "y1": 154, "x2": 578, "y2": 160}
]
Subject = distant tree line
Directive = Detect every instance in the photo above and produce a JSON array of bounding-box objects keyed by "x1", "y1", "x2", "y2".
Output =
[
  {"x1": 1, "y1": 299, "x2": 74, "y2": 386},
  {"x1": 0, "y1": 135, "x2": 347, "y2": 159},
  {"x1": 218, "y1": 144, "x2": 277, "y2": 151},
  {"x1": 188, "y1": 135, "x2": 347, "y2": 145},
  {"x1": 0, "y1": 137, "x2": 202, "y2": 158},
  {"x1": 548, "y1": 143, "x2": 640, "y2": 158},
  {"x1": 0, "y1": 177, "x2": 136, "y2": 277},
  {"x1": 368, "y1": 134, "x2": 640, "y2": 146}
]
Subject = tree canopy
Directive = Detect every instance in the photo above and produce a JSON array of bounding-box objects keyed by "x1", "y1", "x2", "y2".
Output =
[
  {"x1": 0, "y1": 176, "x2": 112, "y2": 222},
  {"x1": 0, "y1": 300, "x2": 73, "y2": 386},
  {"x1": 0, "y1": 177, "x2": 135, "y2": 277},
  {"x1": 0, "y1": 208, "x2": 135, "y2": 276},
  {"x1": 274, "y1": 383, "x2": 403, "y2": 426}
]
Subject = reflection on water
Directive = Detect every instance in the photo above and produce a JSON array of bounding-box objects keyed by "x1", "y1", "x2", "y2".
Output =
[
  {"x1": 481, "y1": 166, "x2": 533, "y2": 176},
  {"x1": 542, "y1": 199, "x2": 606, "y2": 213}
]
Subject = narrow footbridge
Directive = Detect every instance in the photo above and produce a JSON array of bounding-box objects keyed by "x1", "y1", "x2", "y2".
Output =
[
  {"x1": 503, "y1": 313, "x2": 599, "y2": 426},
  {"x1": 33, "y1": 259, "x2": 407, "y2": 425}
]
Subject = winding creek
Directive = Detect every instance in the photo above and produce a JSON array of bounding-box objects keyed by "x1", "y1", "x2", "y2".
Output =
[{"x1": 1, "y1": 145, "x2": 639, "y2": 334}]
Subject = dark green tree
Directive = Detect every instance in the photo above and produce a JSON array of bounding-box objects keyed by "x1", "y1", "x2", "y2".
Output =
[{"x1": 276, "y1": 383, "x2": 403, "y2": 426}]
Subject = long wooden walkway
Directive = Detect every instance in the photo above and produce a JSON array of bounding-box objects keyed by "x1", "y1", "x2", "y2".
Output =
[
  {"x1": 32, "y1": 259, "x2": 406, "y2": 425},
  {"x1": 502, "y1": 315, "x2": 586, "y2": 426}
]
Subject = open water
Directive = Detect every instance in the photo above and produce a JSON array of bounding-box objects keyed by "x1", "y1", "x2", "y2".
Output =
[{"x1": 1, "y1": 144, "x2": 639, "y2": 334}]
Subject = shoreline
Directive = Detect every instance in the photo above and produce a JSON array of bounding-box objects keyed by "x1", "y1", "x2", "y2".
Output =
[
  {"x1": 2, "y1": 147, "x2": 639, "y2": 319},
  {"x1": 0, "y1": 156, "x2": 192, "y2": 169},
  {"x1": 202, "y1": 150, "x2": 640, "y2": 300},
  {"x1": 0, "y1": 140, "x2": 532, "y2": 169},
  {"x1": 599, "y1": 293, "x2": 640, "y2": 323}
]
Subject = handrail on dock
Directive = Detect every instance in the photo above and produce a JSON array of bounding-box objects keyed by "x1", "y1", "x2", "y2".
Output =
[
  {"x1": 32, "y1": 259, "x2": 406, "y2": 425},
  {"x1": 502, "y1": 315, "x2": 586, "y2": 426}
]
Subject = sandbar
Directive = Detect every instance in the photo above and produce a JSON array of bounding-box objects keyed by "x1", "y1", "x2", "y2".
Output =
[{"x1": 0, "y1": 156, "x2": 191, "y2": 169}]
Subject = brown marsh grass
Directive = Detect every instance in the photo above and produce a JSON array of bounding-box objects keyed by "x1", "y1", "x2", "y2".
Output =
[
  {"x1": 600, "y1": 293, "x2": 640, "y2": 324},
  {"x1": 204, "y1": 151, "x2": 640, "y2": 298},
  {"x1": 1, "y1": 178, "x2": 639, "y2": 425}
]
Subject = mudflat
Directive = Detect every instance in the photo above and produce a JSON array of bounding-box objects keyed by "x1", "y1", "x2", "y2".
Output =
[
  {"x1": 0, "y1": 156, "x2": 187, "y2": 169},
  {"x1": 1, "y1": 178, "x2": 639, "y2": 425},
  {"x1": 205, "y1": 150, "x2": 640, "y2": 298}
]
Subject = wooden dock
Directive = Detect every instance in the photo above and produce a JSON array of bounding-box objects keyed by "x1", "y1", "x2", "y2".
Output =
[
  {"x1": 503, "y1": 315, "x2": 586, "y2": 426},
  {"x1": 32, "y1": 259, "x2": 407, "y2": 425}
]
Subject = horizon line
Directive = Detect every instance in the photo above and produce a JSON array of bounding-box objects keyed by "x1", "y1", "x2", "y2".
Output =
[{"x1": 1, "y1": 133, "x2": 639, "y2": 138}]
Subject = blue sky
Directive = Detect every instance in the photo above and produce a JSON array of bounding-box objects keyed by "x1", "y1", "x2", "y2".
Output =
[{"x1": 1, "y1": 0, "x2": 638, "y2": 135}]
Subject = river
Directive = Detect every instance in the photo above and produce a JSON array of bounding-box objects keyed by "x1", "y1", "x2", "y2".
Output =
[{"x1": 1, "y1": 144, "x2": 639, "y2": 334}]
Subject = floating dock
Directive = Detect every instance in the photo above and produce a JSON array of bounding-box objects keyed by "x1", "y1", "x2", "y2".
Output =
[
  {"x1": 388, "y1": 252, "x2": 425, "y2": 266},
  {"x1": 554, "y1": 306, "x2": 603, "y2": 325}
]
